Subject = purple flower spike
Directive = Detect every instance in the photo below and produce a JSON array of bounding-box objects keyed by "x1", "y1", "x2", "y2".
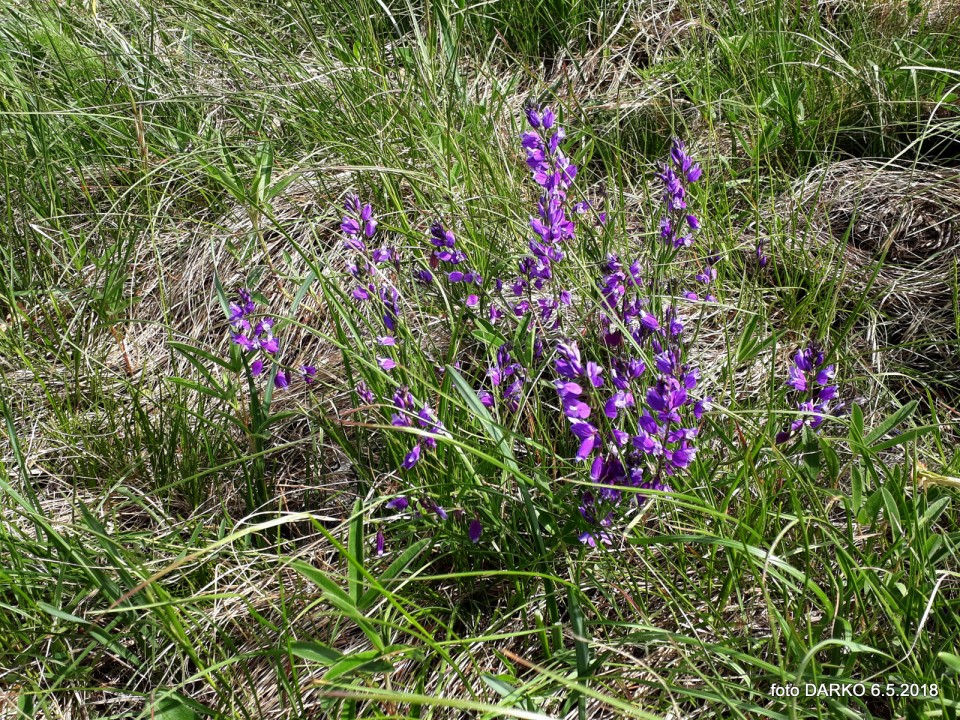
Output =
[
  {"x1": 757, "y1": 240, "x2": 769, "y2": 268},
  {"x1": 355, "y1": 382, "x2": 376, "y2": 405},
  {"x1": 468, "y1": 518, "x2": 482, "y2": 544},
  {"x1": 777, "y1": 342, "x2": 842, "y2": 443}
]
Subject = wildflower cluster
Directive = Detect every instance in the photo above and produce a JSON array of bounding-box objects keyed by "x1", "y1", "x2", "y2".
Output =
[
  {"x1": 505, "y1": 106, "x2": 580, "y2": 327},
  {"x1": 375, "y1": 495, "x2": 482, "y2": 555},
  {"x1": 339, "y1": 197, "x2": 408, "y2": 371},
  {"x1": 657, "y1": 140, "x2": 702, "y2": 248},
  {"x1": 389, "y1": 386, "x2": 446, "y2": 470},
  {"x1": 547, "y1": 138, "x2": 712, "y2": 545},
  {"x1": 334, "y1": 194, "x2": 489, "y2": 550},
  {"x1": 229, "y1": 288, "x2": 315, "y2": 386},
  {"x1": 776, "y1": 344, "x2": 842, "y2": 443},
  {"x1": 328, "y1": 109, "x2": 714, "y2": 550},
  {"x1": 426, "y1": 222, "x2": 482, "y2": 308}
]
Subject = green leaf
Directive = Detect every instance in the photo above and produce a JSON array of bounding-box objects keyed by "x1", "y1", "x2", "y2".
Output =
[
  {"x1": 849, "y1": 403, "x2": 864, "y2": 444},
  {"x1": 860, "y1": 489, "x2": 884, "y2": 525},
  {"x1": 821, "y1": 440, "x2": 839, "y2": 482},
  {"x1": 149, "y1": 693, "x2": 212, "y2": 720},
  {"x1": 445, "y1": 365, "x2": 521, "y2": 480},
  {"x1": 865, "y1": 400, "x2": 917, "y2": 446},
  {"x1": 939, "y1": 652, "x2": 960, "y2": 674},
  {"x1": 290, "y1": 560, "x2": 383, "y2": 651},
  {"x1": 567, "y1": 587, "x2": 590, "y2": 720},
  {"x1": 880, "y1": 486, "x2": 902, "y2": 539},
  {"x1": 265, "y1": 171, "x2": 300, "y2": 203},
  {"x1": 37, "y1": 602, "x2": 89, "y2": 626},
  {"x1": 359, "y1": 538, "x2": 431, "y2": 611},
  {"x1": 851, "y1": 465, "x2": 863, "y2": 514},
  {"x1": 920, "y1": 497, "x2": 950, "y2": 529},
  {"x1": 870, "y1": 425, "x2": 937, "y2": 453},
  {"x1": 290, "y1": 640, "x2": 343, "y2": 665},
  {"x1": 348, "y1": 498, "x2": 364, "y2": 604},
  {"x1": 324, "y1": 649, "x2": 395, "y2": 682},
  {"x1": 482, "y1": 674, "x2": 520, "y2": 698}
]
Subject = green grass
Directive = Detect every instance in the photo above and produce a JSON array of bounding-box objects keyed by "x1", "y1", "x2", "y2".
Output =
[{"x1": 2, "y1": 0, "x2": 960, "y2": 718}]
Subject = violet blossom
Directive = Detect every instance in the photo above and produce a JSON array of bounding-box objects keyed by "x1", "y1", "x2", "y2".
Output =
[{"x1": 776, "y1": 343, "x2": 842, "y2": 443}]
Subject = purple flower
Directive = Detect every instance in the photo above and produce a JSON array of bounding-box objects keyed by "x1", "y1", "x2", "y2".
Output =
[
  {"x1": 694, "y1": 397, "x2": 711, "y2": 419},
  {"x1": 757, "y1": 240, "x2": 769, "y2": 268},
  {"x1": 603, "y1": 391, "x2": 634, "y2": 420},
  {"x1": 586, "y1": 361, "x2": 604, "y2": 388},
  {"x1": 259, "y1": 336, "x2": 279, "y2": 355},
  {"x1": 380, "y1": 287, "x2": 400, "y2": 330},
  {"x1": 561, "y1": 394, "x2": 591, "y2": 420},
  {"x1": 341, "y1": 217, "x2": 360, "y2": 236},
  {"x1": 378, "y1": 357, "x2": 397, "y2": 371},
  {"x1": 415, "y1": 268, "x2": 435, "y2": 284},
  {"x1": 371, "y1": 247, "x2": 394, "y2": 263},
  {"x1": 356, "y1": 381, "x2": 375, "y2": 404},
  {"x1": 777, "y1": 343, "x2": 841, "y2": 443},
  {"x1": 301, "y1": 365, "x2": 317, "y2": 384},
  {"x1": 392, "y1": 387, "x2": 415, "y2": 410},
  {"x1": 570, "y1": 421, "x2": 600, "y2": 460},
  {"x1": 579, "y1": 531, "x2": 612, "y2": 548},
  {"x1": 233, "y1": 333, "x2": 256, "y2": 351},
  {"x1": 666, "y1": 442, "x2": 696, "y2": 469},
  {"x1": 468, "y1": 518, "x2": 482, "y2": 543},
  {"x1": 377, "y1": 336, "x2": 397, "y2": 346},
  {"x1": 274, "y1": 369, "x2": 289, "y2": 389},
  {"x1": 555, "y1": 340, "x2": 584, "y2": 379},
  {"x1": 639, "y1": 310, "x2": 660, "y2": 332},
  {"x1": 402, "y1": 444, "x2": 422, "y2": 470},
  {"x1": 386, "y1": 497, "x2": 409, "y2": 512},
  {"x1": 361, "y1": 205, "x2": 377, "y2": 237},
  {"x1": 250, "y1": 359, "x2": 264, "y2": 376},
  {"x1": 787, "y1": 366, "x2": 807, "y2": 392}
]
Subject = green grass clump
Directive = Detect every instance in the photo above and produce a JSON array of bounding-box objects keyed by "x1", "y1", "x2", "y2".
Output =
[{"x1": 1, "y1": 0, "x2": 959, "y2": 718}]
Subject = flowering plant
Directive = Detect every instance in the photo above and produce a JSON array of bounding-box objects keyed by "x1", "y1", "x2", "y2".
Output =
[
  {"x1": 209, "y1": 107, "x2": 844, "y2": 557},
  {"x1": 325, "y1": 108, "x2": 719, "y2": 552}
]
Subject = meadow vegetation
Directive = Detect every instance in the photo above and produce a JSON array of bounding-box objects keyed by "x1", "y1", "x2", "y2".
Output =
[{"x1": 1, "y1": 0, "x2": 960, "y2": 718}]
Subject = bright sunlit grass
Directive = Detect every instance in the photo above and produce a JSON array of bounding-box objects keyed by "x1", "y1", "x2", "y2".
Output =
[{"x1": 1, "y1": 1, "x2": 959, "y2": 718}]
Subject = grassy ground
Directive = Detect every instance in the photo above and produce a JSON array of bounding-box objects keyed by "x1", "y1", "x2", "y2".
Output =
[{"x1": 2, "y1": 0, "x2": 960, "y2": 718}]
